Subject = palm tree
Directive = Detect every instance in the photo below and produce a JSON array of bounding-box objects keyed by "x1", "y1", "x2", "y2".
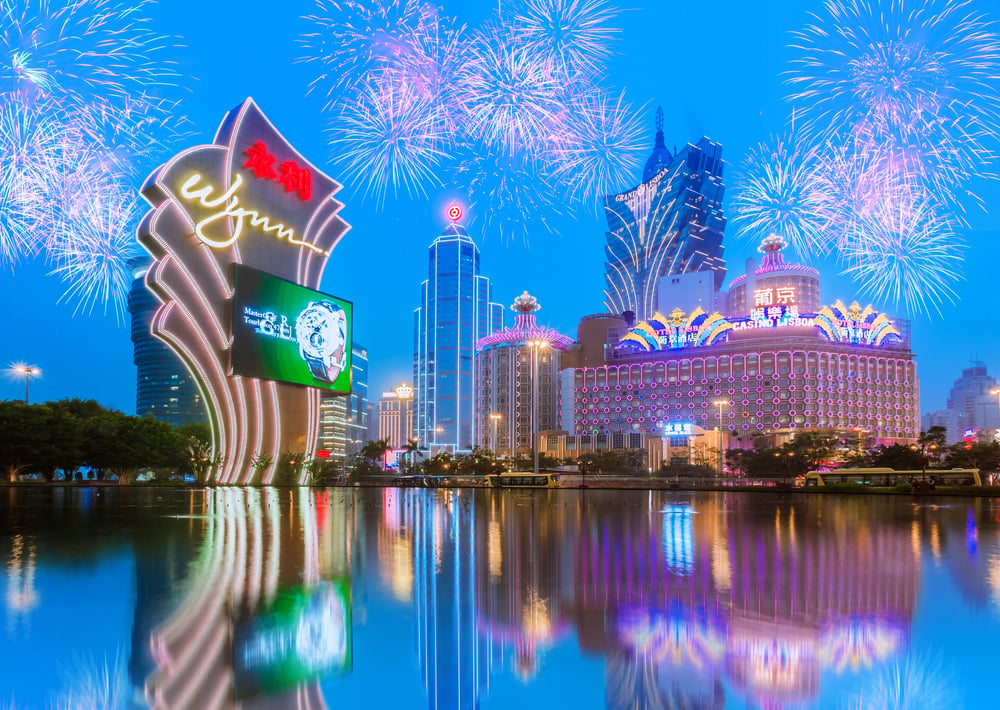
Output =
[
  {"x1": 360, "y1": 439, "x2": 391, "y2": 469},
  {"x1": 402, "y1": 438, "x2": 419, "y2": 474}
]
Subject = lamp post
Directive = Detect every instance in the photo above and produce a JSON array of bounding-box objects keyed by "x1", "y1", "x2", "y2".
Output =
[
  {"x1": 713, "y1": 399, "x2": 727, "y2": 474},
  {"x1": 990, "y1": 388, "x2": 1000, "y2": 442},
  {"x1": 11, "y1": 364, "x2": 40, "y2": 404},
  {"x1": 528, "y1": 339, "x2": 549, "y2": 475},
  {"x1": 489, "y1": 413, "x2": 502, "y2": 467}
]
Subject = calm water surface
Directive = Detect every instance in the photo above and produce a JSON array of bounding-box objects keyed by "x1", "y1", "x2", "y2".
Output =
[{"x1": 2, "y1": 487, "x2": 999, "y2": 709}]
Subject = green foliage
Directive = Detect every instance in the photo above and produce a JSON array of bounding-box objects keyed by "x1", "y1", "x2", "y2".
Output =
[
  {"x1": 577, "y1": 449, "x2": 648, "y2": 475},
  {"x1": 0, "y1": 399, "x2": 187, "y2": 482},
  {"x1": 943, "y1": 441, "x2": 1000, "y2": 472}
]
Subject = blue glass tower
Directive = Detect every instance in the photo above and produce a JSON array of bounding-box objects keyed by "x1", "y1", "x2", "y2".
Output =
[
  {"x1": 414, "y1": 223, "x2": 504, "y2": 453},
  {"x1": 128, "y1": 257, "x2": 207, "y2": 426},
  {"x1": 603, "y1": 108, "x2": 727, "y2": 322}
]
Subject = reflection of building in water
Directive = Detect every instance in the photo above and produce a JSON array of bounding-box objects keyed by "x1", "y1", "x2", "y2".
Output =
[
  {"x1": 143, "y1": 489, "x2": 354, "y2": 709},
  {"x1": 473, "y1": 491, "x2": 567, "y2": 679},
  {"x1": 555, "y1": 493, "x2": 920, "y2": 709},
  {"x1": 408, "y1": 489, "x2": 494, "y2": 710},
  {"x1": 5, "y1": 534, "x2": 39, "y2": 636}
]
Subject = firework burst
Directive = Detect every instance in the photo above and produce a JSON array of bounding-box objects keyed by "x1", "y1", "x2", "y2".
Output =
[
  {"x1": 331, "y1": 73, "x2": 449, "y2": 202},
  {"x1": 456, "y1": 24, "x2": 562, "y2": 154},
  {"x1": 0, "y1": 0, "x2": 179, "y2": 107},
  {"x1": 453, "y1": 146, "x2": 568, "y2": 244},
  {"x1": 544, "y1": 88, "x2": 645, "y2": 208},
  {"x1": 786, "y1": 0, "x2": 1000, "y2": 196},
  {"x1": 731, "y1": 133, "x2": 838, "y2": 258},
  {"x1": 508, "y1": 0, "x2": 620, "y2": 81},
  {"x1": 46, "y1": 178, "x2": 141, "y2": 322},
  {"x1": 298, "y1": 0, "x2": 431, "y2": 107},
  {"x1": 838, "y1": 184, "x2": 963, "y2": 316}
]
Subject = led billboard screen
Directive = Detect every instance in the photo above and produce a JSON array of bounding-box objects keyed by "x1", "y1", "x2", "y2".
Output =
[{"x1": 231, "y1": 264, "x2": 353, "y2": 393}]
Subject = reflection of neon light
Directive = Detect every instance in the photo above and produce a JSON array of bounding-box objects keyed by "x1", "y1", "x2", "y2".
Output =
[
  {"x1": 179, "y1": 174, "x2": 328, "y2": 255},
  {"x1": 818, "y1": 618, "x2": 902, "y2": 672}
]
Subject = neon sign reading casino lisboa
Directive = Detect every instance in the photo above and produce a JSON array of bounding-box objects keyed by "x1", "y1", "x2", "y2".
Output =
[{"x1": 139, "y1": 99, "x2": 351, "y2": 484}]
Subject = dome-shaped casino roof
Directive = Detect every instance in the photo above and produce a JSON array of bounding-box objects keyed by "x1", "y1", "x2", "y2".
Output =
[
  {"x1": 642, "y1": 106, "x2": 673, "y2": 183},
  {"x1": 475, "y1": 291, "x2": 574, "y2": 351},
  {"x1": 729, "y1": 234, "x2": 819, "y2": 288}
]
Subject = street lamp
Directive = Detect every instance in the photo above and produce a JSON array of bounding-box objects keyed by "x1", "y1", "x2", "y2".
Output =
[
  {"x1": 10, "y1": 364, "x2": 40, "y2": 404},
  {"x1": 528, "y1": 339, "x2": 549, "y2": 475},
  {"x1": 489, "y1": 413, "x2": 502, "y2": 464},
  {"x1": 713, "y1": 399, "x2": 728, "y2": 474},
  {"x1": 990, "y1": 388, "x2": 1000, "y2": 441}
]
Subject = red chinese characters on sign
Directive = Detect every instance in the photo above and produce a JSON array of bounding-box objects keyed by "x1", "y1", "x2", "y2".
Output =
[
  {"x1": 242, "y1": 141, "x2": 311, "y2": 201},
  {"x1": 277, "y1": 160, "x2": 312, "y2": 201}
]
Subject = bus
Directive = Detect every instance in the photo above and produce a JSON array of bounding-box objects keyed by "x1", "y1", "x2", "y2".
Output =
[
  {"x1": 486, "y1": 472, "x2": 560, "y2": 488},
  {"x1": 803, "y1": 468, "x2": 982, "y2": 487}
]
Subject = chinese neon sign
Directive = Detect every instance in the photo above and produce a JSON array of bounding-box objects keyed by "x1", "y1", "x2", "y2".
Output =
[
  {"x1": 752, "y1": 287, "x2": 796, "y2": 307},
  {"x1": 244, "y1": 141, "x2": 312, "y2": 201},
  {"x1": 731, "y1": 304, "x2": 814, "y2": 331},
  {"x1": 663, "y1": 422, "x2": 693, "y2": 436}
]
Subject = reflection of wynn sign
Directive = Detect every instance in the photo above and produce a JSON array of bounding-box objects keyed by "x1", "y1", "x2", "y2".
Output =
[{"x1": 614, "y1": 167, "x2": 670, "y2": 202}]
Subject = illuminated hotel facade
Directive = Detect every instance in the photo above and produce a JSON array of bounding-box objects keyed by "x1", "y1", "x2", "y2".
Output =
[
  {"x1": 603, "y1": 109, "x2": 727, "y2": 323},
  {"x1": 474, "y1": 292, "x2": 573, "y2": 457},
  {"x1": 413, "y1": 221, "x2": 504, "y2": 454},
  {"x1": 378, "y1": 383, "x2": 416, "y2": 449},
  {"x1": 562, "y1": 236, "x2": 920, "y2": 447}
]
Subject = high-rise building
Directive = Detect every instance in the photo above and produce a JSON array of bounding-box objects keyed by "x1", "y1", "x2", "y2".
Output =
[
  {"x1": 413, "y1": 220, "x2": 504, "y2": 454},
  {"x1": 603, "y1": 108, "x2": 726, "y2": 323},
  {"x1": 318, "y1": 343, "x2": 369, "y2": 462},
  {"x1": 922, "y1": 361, "x2": 999, "y2": 443},
  {"x1": 474, "y1": 292, "x2": 573, "y2": 458},
  {"x1": 127, "y1": 257, "x2": 207, "y2": 426},
  {"x1": 379, "y1": 383, "x2": 416, "y2": 449}
]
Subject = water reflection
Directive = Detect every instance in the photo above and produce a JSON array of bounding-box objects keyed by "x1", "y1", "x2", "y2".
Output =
[{"x1": 2, "y1": 488, "x2": 999, "y2": 708}]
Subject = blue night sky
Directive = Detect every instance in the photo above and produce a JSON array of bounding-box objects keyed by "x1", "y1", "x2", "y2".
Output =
[{"x1": 1, "y1": 0, "x2": 999, "y2": 416}]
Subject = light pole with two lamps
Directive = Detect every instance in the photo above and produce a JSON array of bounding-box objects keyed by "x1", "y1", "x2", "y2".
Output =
[{"x1": 713, "y1": 399, "x2": 728, "y2": 474}]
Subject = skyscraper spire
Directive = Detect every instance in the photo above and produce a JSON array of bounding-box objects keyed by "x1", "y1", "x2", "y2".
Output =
[{"x1": 654, "y1": 106, "x2": 665, "y2": 150}]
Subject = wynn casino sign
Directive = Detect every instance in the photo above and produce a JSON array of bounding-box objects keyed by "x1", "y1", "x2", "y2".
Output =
[{"x1": 138, "y1": 99, "x2": 351, "y2": 484}]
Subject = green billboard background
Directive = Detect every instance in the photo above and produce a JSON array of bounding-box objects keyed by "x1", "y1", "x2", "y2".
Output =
[{"x1": 231, "y1": 265, "x2": 353, "y2": 393}]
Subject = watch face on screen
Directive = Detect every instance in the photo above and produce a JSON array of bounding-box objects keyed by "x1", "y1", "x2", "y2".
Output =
[
  {"x1": 230, "y1": 265, "x2": 353, "y2": 393},
  {"x1": 295, "y1": 301, "x2": 347, "y2": 384}
]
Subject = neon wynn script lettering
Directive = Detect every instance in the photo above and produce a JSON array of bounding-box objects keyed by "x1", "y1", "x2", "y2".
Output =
[{"x1": 178, "y1": 173, "x2": 328, "y2": 255}]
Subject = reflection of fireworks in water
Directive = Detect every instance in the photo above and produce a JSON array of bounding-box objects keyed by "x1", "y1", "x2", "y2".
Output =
[
  {"x1": 843, "y1": 653, "x2": 959, "y2": 710},
  {"x1": 508, "y1": 0, "x2": 620, "y2": 81},
  {"x1": 839, "y1": 186, "x2": 963, "y2": 317},
  {"x1": 0, "y1": 0, "x2": 178, "y2": 106},
  {"x1": 53, "y1": 649, "x2": 131, "y2": 710},
  {"x1": 46, "y1": 184, "x2": 142, "y2": 321},
  {"x1": 731, "y1": 134, "x2": 836, "y2": 259}
]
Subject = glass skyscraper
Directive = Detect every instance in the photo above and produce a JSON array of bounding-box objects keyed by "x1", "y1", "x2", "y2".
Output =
[
  {"x1": 414, "y1": 222, "x2": 504, "y2": 453},
  {"x1": 128, "y1": 257, "x2": 207, "y2": 426},
  {"x1": 318, "y1": 342, "x2": 369, "y2": 463},
  {"x1": 603, "y1": 109, "x2": 727, "y2": 322}
]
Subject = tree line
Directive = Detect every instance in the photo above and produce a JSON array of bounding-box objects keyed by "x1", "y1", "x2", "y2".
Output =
[{"x1": 0, "y1": 399, "x2": 210, "y2": 483}]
